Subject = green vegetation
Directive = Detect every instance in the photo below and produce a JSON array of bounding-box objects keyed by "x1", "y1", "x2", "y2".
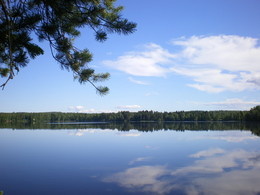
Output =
[
  {"x1": 0, "y1": 106, "x2": 259, "y2": 125},
  {"x1": 245, "y1": 105, "x2": 260, "y2": 121},
  {"x1": 0, "y1": 0, "x2": 136, "y2": 94}
]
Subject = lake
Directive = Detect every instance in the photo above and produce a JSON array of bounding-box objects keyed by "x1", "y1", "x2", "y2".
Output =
[{"x1": 0, "y1": 122, "x2": 260, "y2": 195}]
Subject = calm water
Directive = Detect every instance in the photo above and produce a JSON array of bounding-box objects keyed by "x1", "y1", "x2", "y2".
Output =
[{"x1": 0, "y1": 122, "x2": 260, "y2": 195}]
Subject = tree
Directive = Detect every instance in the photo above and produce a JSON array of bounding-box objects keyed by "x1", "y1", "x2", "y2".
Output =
[
  {"x1": 245, "y1": 105, "x2": 260, "y2": 121},
  {"x1": 0, "y1": 0, "x2": 136, "y2": 94}
]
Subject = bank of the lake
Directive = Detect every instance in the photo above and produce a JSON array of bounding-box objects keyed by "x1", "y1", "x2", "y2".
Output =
[{"x1": 0, "y1": 106, "x2": 259, "y2": 125}]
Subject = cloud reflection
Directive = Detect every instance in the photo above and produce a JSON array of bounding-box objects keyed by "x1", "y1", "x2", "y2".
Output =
[
  {"x1": 103, "y1": 165, "x2": 176, "y2": 194},
  {"x1": 128, "y1": 157, "x2": 151, "y2": 165},
  {"x1": 116, "y1": 132, "x2": 141, "y2": 137},
  {"x1": 68, "y1": 129, "x2": 114, "y2": 136},
  {"x1": 68, "y1": 129, "x2": 141, "y2": 137},
  {"x1": 173, "y1": 149, "x2": 258, "y2": 175},
  {"x1": 207, "y1": 133, "x2": 259, "y2": 143},
  {"x1": 189, "y1": 148, "x2": 225, "y2": 158},
  {"x1": 196, "y1": 131, "x2": 259, "y2": 143},
  {"x1": 104, "y1": 148, "x2": 260, "y2": 195}
]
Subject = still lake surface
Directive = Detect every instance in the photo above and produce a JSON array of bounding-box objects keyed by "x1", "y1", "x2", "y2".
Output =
[{"x1": 0, "y1": 122, "x2": 260, "y2": 195}]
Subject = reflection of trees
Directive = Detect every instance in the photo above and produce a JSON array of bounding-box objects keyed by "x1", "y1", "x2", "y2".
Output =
[
  {"x1": 1, "y1": 122, "x2": 260, "y2": 136},
  {"x1": 245, "y1": 122, "x2": 260, "y2": 136}
]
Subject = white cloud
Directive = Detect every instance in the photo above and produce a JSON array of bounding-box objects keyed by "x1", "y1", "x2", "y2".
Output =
[
  {"x1": 104, "y1": 35, "x2": 260, "y2": 93},
  {"x1": 69, "y1": 105, "x2": 142, "y2": 113},
  {"x1": 68, "y1": 106, "x2": 92, "y2": 113},
  {"x1": 128, "y1": 77, "x2": 150, "y2": 85},
  {"x1": 171, "y1": 35, "x2": 260, "y2": 92},
  {"x1": 173, "y1": 35, "x2": 260, "y2": 72},
  {"x1": 103, "y1": 43, "x2": 175, "y2": 77},
  {"x1": 202, "y1": 98, "x2": 260, "y2": 110},
  {"x1": 116, "y1": 105, "x2": 141, "y2": 109},
  {"x1": 68, "y1": 106, "x2": 114, "y2": 113}
]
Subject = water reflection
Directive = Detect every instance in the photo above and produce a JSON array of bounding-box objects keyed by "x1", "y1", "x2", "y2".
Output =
[
  {"x1": 68, "y1": 129, "x2": 114, "y2": 136},
  {"x1": 1, "y1": 121, "x2": 260, "y2": 139},
  {"x1": 68, "y1": 129, "x2": 142, "y2": 137},
  {"x1": 128, "y1": 157, "x2": 151, "y2": 165},
  {"x1": 104, "y1": 148, "x2": 260, "y2": 195},
  {"x1": 0, "y1": 122, "x2": 260, "y2": 195},
  {"x1": 104, "y1": 165, "x2": 173, "y2": 194},
  {"x1": 67, "y1": 128, "x2": 259, "y2": 144},
  {"x1": 1, "y1": 121, "x2": 260, "y2": 133},
  {"x1": 193, "y1": 131, "x2": 260, "y2": 142}
]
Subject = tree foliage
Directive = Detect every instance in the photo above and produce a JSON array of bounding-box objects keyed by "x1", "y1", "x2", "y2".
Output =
[
  {"x1": 0, "y1": 108, "x2": 257, "y2": 125},
  {"x1": 245, "y1": 106, "x2": 260, "y2": 121},
  {"x1": 0, "y1": 0, "x2": 136, "y2": 94}
]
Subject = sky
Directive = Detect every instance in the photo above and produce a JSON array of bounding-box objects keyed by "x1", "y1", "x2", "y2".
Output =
[{"x1": 1, "y1": 0, "x2": 260, "y2": 113}]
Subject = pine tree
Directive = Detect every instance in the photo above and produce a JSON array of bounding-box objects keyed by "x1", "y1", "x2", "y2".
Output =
[{"x1": 0, "y1": 0, "x2": 136, "y2": 95}]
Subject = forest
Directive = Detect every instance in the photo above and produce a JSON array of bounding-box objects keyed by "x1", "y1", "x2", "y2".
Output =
[{"x1": 0, "y1": 106, "x2": 259, "y2": 124}]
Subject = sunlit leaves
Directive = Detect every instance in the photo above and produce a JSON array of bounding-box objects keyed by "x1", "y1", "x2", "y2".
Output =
[
  {"x1": 0, "y1": 68, "x2": 9, "y2": 77},
  {"x1": 92, "y1": 72, "x2": 110, "y2": 82},
  {"x1": 96, "y1": 86, "x2": 109, "y2": 95},
  {"x1": 79, "y1": 69, "x2": 95, "y2": 83}
]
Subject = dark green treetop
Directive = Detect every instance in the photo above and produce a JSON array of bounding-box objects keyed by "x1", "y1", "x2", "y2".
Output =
[
  {"x1": 0, "y1": 0, "x2": 136, "y2": 95},
  {"x1": 245, "y1": 105, "x2": 260, "y2": 121}
]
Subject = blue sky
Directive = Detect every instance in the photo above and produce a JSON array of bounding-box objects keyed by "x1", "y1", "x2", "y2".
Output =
[{"x1": 1, "y1": 0, "x2": 260, "y2": 113}]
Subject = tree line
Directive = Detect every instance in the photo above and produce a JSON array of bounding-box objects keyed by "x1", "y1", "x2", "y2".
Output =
[{"x1": 0, "y1": 106, "x2": 259, "y2": 124}]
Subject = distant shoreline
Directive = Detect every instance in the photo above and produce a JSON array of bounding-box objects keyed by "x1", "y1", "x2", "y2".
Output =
[{"x1": 0, "y1": 106, "x2": 259, "y2": 124}]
